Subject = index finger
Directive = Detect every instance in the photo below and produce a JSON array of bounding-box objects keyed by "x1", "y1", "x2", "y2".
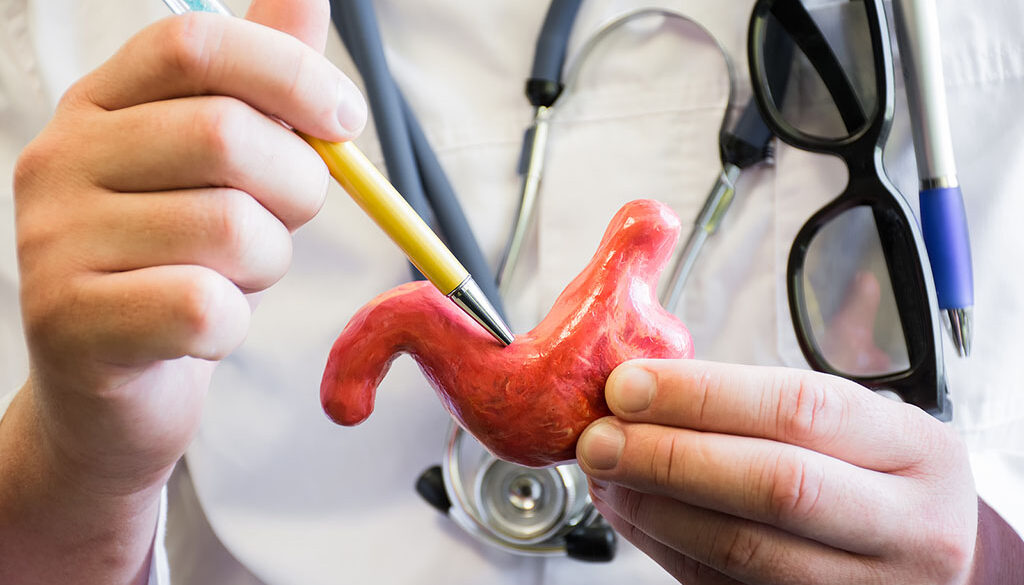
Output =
[
  {"x1": 69, "y1": 12, "x2": 366, "y2": 141},
  {"x1": 604, "y1": 359, "x2": 942, "y2": 472}
]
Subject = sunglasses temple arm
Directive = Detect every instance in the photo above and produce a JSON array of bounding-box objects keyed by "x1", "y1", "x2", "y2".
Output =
[{"x1": 770, "y1": 0, "x2": 867, "y2": 132}]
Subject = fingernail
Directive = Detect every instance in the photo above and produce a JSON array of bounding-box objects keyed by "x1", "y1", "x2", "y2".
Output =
[
  {"x1": 589, "y1": 478, "x2": 610, "y2": 493},
  {"x1": 578, "y1": 421, "x2": 624, "y2": 471},
  {"x1": 336, "y1": 79, "x2": 368, "y2": 136},
  {"x1": 609, "y1": 366, "x2": 655, "y2": 413}
]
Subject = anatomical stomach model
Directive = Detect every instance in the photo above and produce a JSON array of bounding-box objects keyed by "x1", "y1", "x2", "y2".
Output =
[{"x1": 320, "y1": 199, "x2": 694, "y2": 467}]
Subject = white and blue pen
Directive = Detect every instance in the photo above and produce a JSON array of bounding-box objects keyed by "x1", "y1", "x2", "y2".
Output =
[{"x1": 892, "y1": 0, "x2": 974, "y2": 357}]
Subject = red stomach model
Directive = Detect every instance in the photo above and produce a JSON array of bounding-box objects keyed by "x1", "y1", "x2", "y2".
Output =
[{"x1": 320, "y1": 199, "x2": 694, "y2": 467}]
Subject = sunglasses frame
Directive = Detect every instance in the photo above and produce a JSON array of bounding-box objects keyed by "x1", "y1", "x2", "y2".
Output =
[{"x1": 748, "y1": 0, "x2": 950, "y2": 418}]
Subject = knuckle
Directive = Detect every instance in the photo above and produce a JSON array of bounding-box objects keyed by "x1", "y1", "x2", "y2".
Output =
[
  {"x1": 13, "y1": 143, "x2": 64, "y2": 263},
  {"x1": 688, "y1": 557, "x2": 729, "y2": 585},
  {"x1": 649, "y1": 431, "x2": 688, "y2": 490},
  {"x1": 928, "y1": 527, "x2": 975, "y2": 580},
  {"x1": 193, "y1": 98, "x2": 250, "y2": 175},
  {"x1": 211, "y1": 190, "x2": 291, "y2": 290},
  {"x1": 284, "y1": 49, "x2": 326, "y2": 116},
  {"x1": 712, "y1": 526, "x2": 770, "y2": 573},
  {"x1": 293, "y1": 162, "x2": 330, "y2": 227},
  {"x1": 176, "y1": 270, "x2": 221, "y2": 339},
  {"x1": 251, "y1": 224, "x2": 292, "y2": 290},
  {"x1": 687, "y1": 561, "x2": 720, "y2": 584},
  {"x1": 910, "y1": 507, "x2": 977, "y2": 584},
  {"x1": 665, "y1": 557, "x2": 692, "y2": 583},
  {"x1": 20, "y1": 278, "x2": 61, "y2": 338},
  {"x1": 12, "y1": 140, "x2": 49, "y2": 196},
  {"x1": 925, "y1": 413, "x2": 965, "y2": 459},
  {"x1": 15, "y1": 217, "x2": 53, "y2": 270},
  {"x1": 898, "y1": 405, "x2": 962, "y2": 473},
  {"x1": 654, "y1": 534, "x2": 704, "y2": 583},
  {"x1": 159, "y1": 13, "x2": 222, "y2": 85},
  {"x1": 56, "y1": 77, "x2": 93, "y2": 111},
  {"x1": 763, "y1": 451, "x2": 825, "y2": 525},
  {"x1": 692, "y1": 369, "x2": 720, "y2": 426},
  {"x1": 256, "y1": 138, "x2": 328, "y2": 231},
  {"x1": 211, "y1": 189, "x2": 259, "y2": 264},
  {"x1": 778, "y1": 374, "x2": 844, "y2": 446},
  {"x1": 940, "y1": 426, "x2": 971, "y2": 467},
  {"x1": 619, "y1": 487, "x2": 650, "y2": 528}
]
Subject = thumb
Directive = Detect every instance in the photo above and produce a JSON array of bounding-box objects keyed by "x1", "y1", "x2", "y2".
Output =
[
  {"x1": 246, "y1": 0, "x2": 331, "y2": 52},
  {"x1": 243, "y1": 0, "x2": 367, "y2": 137}
]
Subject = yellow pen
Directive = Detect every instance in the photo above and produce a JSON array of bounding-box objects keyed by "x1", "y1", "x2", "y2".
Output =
[
  {"x1": 162, "y1": 0, "x2": 514, "y2": 346},
  {"x1": 303, "y1": 137, "x2": 514, "y2": 345}
]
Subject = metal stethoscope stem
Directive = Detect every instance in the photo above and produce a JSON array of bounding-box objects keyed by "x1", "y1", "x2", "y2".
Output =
[
  {"x1": 662, "y1": 163, "x2": 742, "y2": 312},
  {"x1": 498, "y1": 105, "x2": 553, "y2": 286}
]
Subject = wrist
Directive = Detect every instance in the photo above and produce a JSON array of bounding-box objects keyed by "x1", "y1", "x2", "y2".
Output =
[
  {"x1": 0, "y1": 382, "x2": 167, "y2": 584},
  {"x1": 26, "y1": 372, "x2": 179, "y2": 496}
]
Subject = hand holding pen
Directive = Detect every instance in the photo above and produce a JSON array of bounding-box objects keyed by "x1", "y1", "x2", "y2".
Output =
[
  {"x1": 1, "y1": 1, "x2": 363, "y2": 582},
  {"x1": 167, "y1": 0, "x2": 514, "y2": 346}
]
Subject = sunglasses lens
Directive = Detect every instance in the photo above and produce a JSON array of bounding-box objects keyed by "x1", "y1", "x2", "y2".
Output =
[
  {"x1": 763, "y1": 1, "x2": 877, "y2": 141},
  {"x1": 797, "y1": 206, "x2": 910, "y2": 377}
]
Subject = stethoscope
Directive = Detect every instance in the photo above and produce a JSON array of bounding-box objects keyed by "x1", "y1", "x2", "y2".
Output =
[{"x1": 330, "y1": 0, "x2": 782, "y2": 561}]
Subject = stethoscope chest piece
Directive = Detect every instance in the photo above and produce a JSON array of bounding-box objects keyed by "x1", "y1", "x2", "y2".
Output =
[
  {"x1": 414, "y1": 423, "x2": 615, "y2": 561},
  {"x1": 474, "y1": 457, "x2": 587, "y2": 545}
]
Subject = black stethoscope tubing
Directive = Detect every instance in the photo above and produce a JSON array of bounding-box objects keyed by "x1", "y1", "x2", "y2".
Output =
[
  {"x1": 329, "y1": 0, "x2": 786, "y2": 313},
  {"x1": 329, "y1": 0, "x2": 587, "y2": 316},
  {"x1": 329, "y1": 0, "x2": 514, "y2": 316}
]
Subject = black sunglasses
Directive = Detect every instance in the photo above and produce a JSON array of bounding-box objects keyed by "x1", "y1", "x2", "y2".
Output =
[{"x1": 748, "y1": 0, "x2": 950, "y2": 419}]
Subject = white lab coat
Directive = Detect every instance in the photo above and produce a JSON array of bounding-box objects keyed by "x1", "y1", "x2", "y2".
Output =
[{"x1": 1, "y1": 0, "x2": 1022, "y2": 583}]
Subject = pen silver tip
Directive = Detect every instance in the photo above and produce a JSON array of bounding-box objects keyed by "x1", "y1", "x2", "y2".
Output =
[
  {"x1": 946, "y1": 307, "x2": 972, "y2": 358},
  {"x1": 449, "y1": 278, "x2": 515, "y2": 346}
]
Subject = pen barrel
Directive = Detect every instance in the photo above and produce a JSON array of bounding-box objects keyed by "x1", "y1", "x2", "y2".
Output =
[
  {"x1": 891, "y1": 0, "x2": 958, "y2": 180},
  {"x1": 920, "y1": 186, "x2": 973, "y2": 309},
  {"x1": 162, "y1": 0, "x2": 231, "y2": 15},
  {"x1": 304, "y1": 136, "x2": 469, "y2": 295}
]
